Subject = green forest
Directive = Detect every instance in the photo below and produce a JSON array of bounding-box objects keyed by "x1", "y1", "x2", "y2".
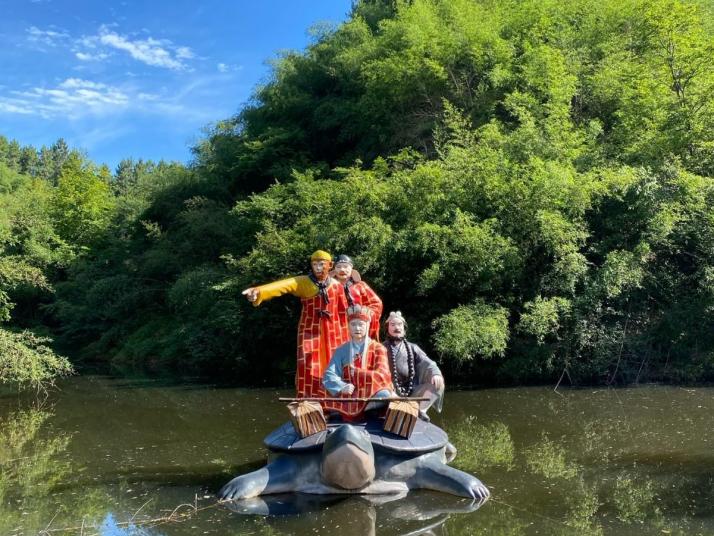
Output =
[{"x1": 2, "y1": 0, "x2": 714, "y2": 390}]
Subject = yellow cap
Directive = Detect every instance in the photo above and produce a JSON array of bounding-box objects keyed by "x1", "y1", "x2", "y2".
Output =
[{"x1": 310, "y1": 250, "x2": 332, "y2": 262}]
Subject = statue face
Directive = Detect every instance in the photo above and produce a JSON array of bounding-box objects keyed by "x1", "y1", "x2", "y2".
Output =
[
  {"x1": 349, "y1": 319, "x2": 368, "y2": 341},
  {"x1": 311, "y1": 259, "x2": 330, "y2": 280},
  {"x1": 387, "y1": 318, "x2": 406, "y2": 338},
  {"x1": 334, "y1": 261, "x2": 353, "y2": 282}
]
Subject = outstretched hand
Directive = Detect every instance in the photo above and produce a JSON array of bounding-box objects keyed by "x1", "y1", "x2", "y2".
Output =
[{"x1": 242, "y1": 288, "x2": 259, "y2": 303}]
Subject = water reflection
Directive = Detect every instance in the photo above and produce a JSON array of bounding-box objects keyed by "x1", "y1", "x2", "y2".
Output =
[
  {"x1": 449, "y1": 416, "x2": 515, "y2": 471},
  {"x1": 224, "y1": 492, "x2": 486, "y2": 536},
  {"x1": 444, "y1": 398, "x2": 714, "y2": 536},
  {"x1": 0, "y1": 406, "x2": 110, "y2": 535},
  {"x1": 0, "y1": 378, "x2": 713, "y2": 535}
]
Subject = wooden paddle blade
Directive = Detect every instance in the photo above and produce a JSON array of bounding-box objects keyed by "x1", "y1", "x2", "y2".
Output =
[
  {"x1": 287, "y1": 400, "x2": 327, "y2": 438},
  {"x1": 383, "y1": 400, "x2": 419, "y2": 438}
]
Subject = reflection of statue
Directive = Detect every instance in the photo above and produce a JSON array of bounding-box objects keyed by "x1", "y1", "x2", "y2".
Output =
[
  {"x1": 332, "y1": 254, "x2": 383, "y2": 340},
  {"x1": 384, "y1": 312, "x2": 444, "y2": 421},
  {"x1": 218, "y1": 421, "x2": 490, "y2": 501},
  {"x1": 322, "y1": 305, "x2": 392, "y2": 419},
  {"x1": 224, "y1": 492, "x2": 487, "y2": 535},
  {"x1": 242, "y1": 250, "x2": 349, "y2": 397}
]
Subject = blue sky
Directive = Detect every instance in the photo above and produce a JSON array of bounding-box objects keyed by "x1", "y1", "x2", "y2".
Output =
[{"x1": 0, "y1": 0, "x2": 352, "y2": 170}]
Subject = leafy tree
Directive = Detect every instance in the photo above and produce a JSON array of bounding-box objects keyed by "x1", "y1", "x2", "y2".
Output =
[
  {"x1": 51, "y1": 154, "x2": 115, "y2": 248},
  {"x1": 0, "y1": 163, "x2": 73, "y2": 390}
]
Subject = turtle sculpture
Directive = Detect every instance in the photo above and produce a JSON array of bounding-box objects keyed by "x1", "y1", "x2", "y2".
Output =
[{"x1": 218, "y1": 419, "x2": 490, "y2": 501}]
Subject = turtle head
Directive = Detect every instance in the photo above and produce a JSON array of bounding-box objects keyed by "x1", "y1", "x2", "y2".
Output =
[{"x1": 320, "y1": 424, "x2": 375, "y2": 490}]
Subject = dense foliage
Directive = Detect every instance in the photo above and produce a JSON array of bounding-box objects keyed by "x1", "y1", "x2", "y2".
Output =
[
  {"x1": 2, "y1": 0, "x2": 714, "y2": 387},
  {"x1": 0, "y1": 148, "x2": 75, "y2": 389}
]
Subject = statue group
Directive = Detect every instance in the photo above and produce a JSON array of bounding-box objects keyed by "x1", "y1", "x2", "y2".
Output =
[
  {"x1": 242, "y1": 250, "x2": 444, "y2": 420},
  {"x1": 222, "y1": 250, "x2": 490, "y2": 503}
]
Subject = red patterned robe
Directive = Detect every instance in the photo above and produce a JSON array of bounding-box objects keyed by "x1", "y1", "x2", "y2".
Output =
[
  {"x1": 322, "y1": 340, "x2": 393, "y2": 419},
  {"x1": 342, "y1": 279, "x2": 383, "y2": 340},
  {"x1": 252, "y1": 275, "x2": 349, "y2": 397}
]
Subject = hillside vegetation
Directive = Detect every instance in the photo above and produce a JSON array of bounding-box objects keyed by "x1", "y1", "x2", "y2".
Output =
[{"x1": 2, "y1": 0, "x2": 713, "y2": 387}]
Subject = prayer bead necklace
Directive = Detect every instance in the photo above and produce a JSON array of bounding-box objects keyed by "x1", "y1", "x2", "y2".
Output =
[{"x1": 387, "y1": 339, "x2": 415, "y2": 397}]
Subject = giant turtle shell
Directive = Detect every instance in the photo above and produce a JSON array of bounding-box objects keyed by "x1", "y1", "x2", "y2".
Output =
[{"x1": 264, "y1": 419, "x2": 448, "y2": 455}]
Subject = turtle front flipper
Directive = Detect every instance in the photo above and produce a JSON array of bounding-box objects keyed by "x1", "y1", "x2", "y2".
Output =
[
  {"x1": 218, "y1": 455, "x2": 299, "y2": 500},
  {"x1": 412, "y1": 460, "x2": 490, "y2": 500}
]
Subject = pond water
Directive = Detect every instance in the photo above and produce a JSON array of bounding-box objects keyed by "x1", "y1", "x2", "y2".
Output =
[{"x1": 1, "y1": 376, "x2": 712, "y2": 535}]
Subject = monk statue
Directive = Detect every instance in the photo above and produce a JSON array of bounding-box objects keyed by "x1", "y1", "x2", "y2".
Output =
[
  {"x1": 383, "y1": 311, "x2": 445, "y2": 421},
  {"x1": 331, "y1": 254, "x2": 383, "y2": 340},
  {"x1": 242, "y1": 250, "x2": 349, "y2": 398},
  {"x1": 323, "y1": 305, "x2": 393, "y2": 420}
]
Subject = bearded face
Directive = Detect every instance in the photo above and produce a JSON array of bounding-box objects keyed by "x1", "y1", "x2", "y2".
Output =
[{"x1": 387, "y1": 318, "x2": 406, "y2": 339}]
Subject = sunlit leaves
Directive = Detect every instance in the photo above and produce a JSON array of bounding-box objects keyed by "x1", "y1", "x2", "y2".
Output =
[
  {"x1": 413, "y1": 213, "x2": 515, "y2": 295},
  {"x1": 432, "y1": 301, "x2": 510, "y2": 361},
  {"x1": 0, "y1": 329, "x2": 72, "y2": 389},
  {"x1": 51, "y1": 154, "x2": 115, "y2": 248},
  {"x1": 518, "y1": 296, "x2": 572, "y2": 344}
]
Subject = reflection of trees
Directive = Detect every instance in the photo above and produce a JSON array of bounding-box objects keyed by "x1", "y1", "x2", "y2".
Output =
[
  {"x1": 612, "y1": 472, "x2": 659, "y2": 523},
  {"x1": 525, "y1": 433, "x2": 578, "y2": 479},
  {"x1": 446, "y1": 414, "x2": 685, "y2": 535},
  {"x1": 520, "y1": 425, "x2": 664, "y2": 534},
  {"x1": 0, "y1": 407, "x2": 109, "y2": 535},
  {"x1": 445, "y1": 506, "x2": 529, "y2": 536},
  {"x1": 449, "y1": 417, "x2": 515, "y2": 472},
  {"x1": 0, "y1": 408, "x2": 70, "y2": 534},
  {"x1": 0, "y1": 399, "x2": 707, "y2": 535}
]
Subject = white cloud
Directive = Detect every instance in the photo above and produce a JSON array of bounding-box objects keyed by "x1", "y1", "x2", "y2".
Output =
[
  {"x1": 0, "y1": 78, "x2": 142, "y2": 119},
  {"x1": 25, "y1": 25, "x2": 198, "y2": 71},
  {"x1": 0, "y1": 75, "x2": 223, "y2": 124},
  {"x1": 59, "y1": 78, "x2": 110, "y2": 90},
  {"x1": 176, "y1": 46, "x2": 194, "y2": 60},
  {"x1": 76, "y1": 34, "x2": 99, "y2": 49},
  {"x1": 216, "y1": 63, "x2": 242, "y2": 73},
  {"x1": 76, "y1": 51, "x2": 110, "y2": 61},
  {"x1": 96, "y1": 27, "x2": 193, "y2": 70},
  {"x1": 0, "y1": 101, "x2": 34, "y2": 115},
  {"x1": 26, "y1": 26, "x2": 70, "y2": 47}
]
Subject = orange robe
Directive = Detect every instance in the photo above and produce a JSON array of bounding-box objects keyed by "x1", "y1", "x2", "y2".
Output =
[
  {"x1": 322, "y1": 340, "x2": 393, "y2": 419},
  {"x1": 252, "y1": 275, "x2": 349, "y2": 397},
  {"x1": 342, "y1": 280, "x2": 383, "y2": 340}
]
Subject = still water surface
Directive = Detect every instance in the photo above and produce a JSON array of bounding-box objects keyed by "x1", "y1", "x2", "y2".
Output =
[{"x1": 1, "y1": 376, "x2": 712, "y2": 535}]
